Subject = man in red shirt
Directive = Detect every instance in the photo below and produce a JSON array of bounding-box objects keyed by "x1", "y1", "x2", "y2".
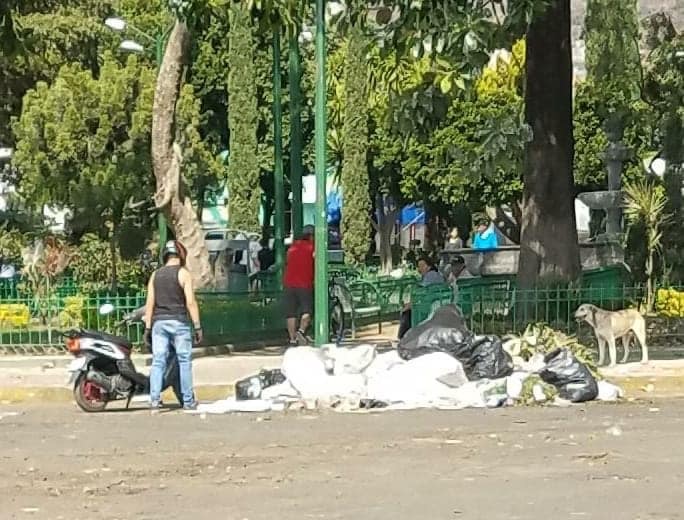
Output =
[{"x1": 283, "y1": 225, "x2": 315, "y2": 346}]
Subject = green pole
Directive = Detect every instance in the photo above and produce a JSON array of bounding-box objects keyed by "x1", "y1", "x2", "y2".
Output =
[
  {"x1": 273, "y1": 27, "x2": 285, "y2": 283},
  {"x1": 314, "y1": 0, "x2": 329, "y2": 346},
  {"x1": 288, "y1": 28, "x2": 304, "y2": 239},
  {"x1": 155, "y1": 35, "x2": 168, "y2": 263}
]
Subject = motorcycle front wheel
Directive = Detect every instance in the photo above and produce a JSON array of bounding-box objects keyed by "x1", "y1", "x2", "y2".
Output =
[{"x1": 73, "y1": 373, "x2": 108, "y2": 413}]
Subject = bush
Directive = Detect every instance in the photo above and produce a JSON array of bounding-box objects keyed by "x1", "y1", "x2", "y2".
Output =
[
  {"x1": 0, "y1": 304, "x2": 30, "y2": 328},
  {"x1": 70, "y1": 234, "x2": 151, "y2": 294},
  {"x1": 58, "y1": 296, "x2": 85, "y2": 329},
  {"x1": 656, "y1": 288, "x2": 684, "y2": 318},
  {"x1": 0, "y1": 227, "x2": 27, "y2": 266}
]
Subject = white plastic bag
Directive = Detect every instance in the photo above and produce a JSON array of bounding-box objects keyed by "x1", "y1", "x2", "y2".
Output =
[
  {"x1": 597, "y1": 380, "x2": 624, "y2": 401},
  {"x1": 326, "y1": 344, "x2": 377, "y2": 376},
  {"x1": 281, "y1": 347, "x2": 330, "y2": 399},
  {"x1": 363, "y1": 350, "x2": 404, "y2": 379},
  {"x1": 505, "y1": 371, "x2": 531, "y2": 400},
  {"x1": 196, "y1": 397, "x2": 272, "y2": 414},
  {"x1": 366, "y1": 352, "x2": 465, "y2": 406}
]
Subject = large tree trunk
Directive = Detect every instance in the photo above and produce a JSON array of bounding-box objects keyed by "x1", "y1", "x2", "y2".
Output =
[
  {"x1": 151, "y1": 21, "x2": 213, "y2": 288},
  {"x1": 517, "y1": 0, "x2": 581, "y2": 289},
  {"x1": 372, "y1": 194, "x2": 398, "y2": 275}
]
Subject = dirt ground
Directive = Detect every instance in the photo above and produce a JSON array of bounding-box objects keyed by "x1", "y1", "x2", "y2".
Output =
[{"x1": 2, "y1": 400, "x2": 683, "y2": 520}]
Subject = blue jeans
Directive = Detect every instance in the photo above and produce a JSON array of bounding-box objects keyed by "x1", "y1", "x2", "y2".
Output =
[{"x1": 150, "y1": 320, "x2": 194, "y2": 407}]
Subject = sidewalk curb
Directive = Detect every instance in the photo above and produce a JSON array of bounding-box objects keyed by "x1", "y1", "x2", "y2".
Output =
[
  {"x1": 0, "y1": 385, "x2": 235, "y2": 404},
  {"x1": 1, "y1": 376, "x2": 683, "y2": 405}
]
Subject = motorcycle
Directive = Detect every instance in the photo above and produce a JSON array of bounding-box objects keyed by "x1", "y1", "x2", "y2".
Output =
[{"x1": 64, "y1": 304, "x2": 183, "y2": 413}]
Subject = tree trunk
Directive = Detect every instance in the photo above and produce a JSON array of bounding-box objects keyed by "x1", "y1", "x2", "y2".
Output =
[
  {"x1": 372, "y1": 194, "x2": 398, "y2": 275},
  {"x1": 645, "y1": 251, "x2": 654, "y2": 313},
  {"x1": 109, "y1": 233, "x2": 118, "y2": 294},
  {"x1": 486, "y1": 205, "x2": 521, "y2": 244},
  {"x1": 151, "y1": 21, "x2": 213, "y2": 288},
  {"x1": 517, "y1": 0, "x2": 581, "y2": 289}
]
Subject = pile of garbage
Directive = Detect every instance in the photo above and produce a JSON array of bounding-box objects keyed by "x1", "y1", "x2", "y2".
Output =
[{"x1": 195, "y1": 305, "x2": 623, "y2": 415}]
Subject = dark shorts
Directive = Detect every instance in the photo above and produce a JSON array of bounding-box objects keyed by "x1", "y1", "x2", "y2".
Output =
[{"x1": 283, "y1": 287, "x2": 313, "y2": 319}]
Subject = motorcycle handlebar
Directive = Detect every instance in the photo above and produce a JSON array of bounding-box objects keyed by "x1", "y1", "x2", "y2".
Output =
[{"x1": 121, "y1": 306, "x2": 145, "y2": 325}]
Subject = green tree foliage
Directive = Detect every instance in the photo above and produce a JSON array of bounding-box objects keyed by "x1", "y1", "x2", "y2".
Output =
[
  {"x1": 641, "y1": 15, "x2": 684, "y2": 280},
  {"x1": 69, "y1": 233, "x2": 152, "y2": 293},
  {"x1": 0, "y1": 224, "x2": 27, "y2": 265},
  {"x1": 176, "y1": 83, "x2": 226, "y2": 211},
  {"x1": 573, "y1": 81, "x2": 655, "y2": 191},
  {"x1": 0, "y1": 1, "x2": 114, "y2": 146},
  {"x1": 340, "y1": 27, "x2": 370, "y2": 266},
  {"x1": 227, "y1": 2, "x2": 261, "y2": 232},
  {"x1": 394, "y1": 40, "x2": 528, "y2": 213},
  {"x1": 12, "y1": 53, "x2": 156, "y2": 241},
  {"x1": 584, "y1": 0, "x2": 641, "y2": 123}
]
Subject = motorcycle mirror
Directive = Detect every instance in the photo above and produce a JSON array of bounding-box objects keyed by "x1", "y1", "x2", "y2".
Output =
[{"x1": 99, "y1": 303, "x2": 115, "y2": 316}]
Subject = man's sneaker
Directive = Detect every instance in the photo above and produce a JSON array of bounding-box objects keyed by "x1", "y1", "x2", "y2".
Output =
[
  {"x1": 287, "y1": 339, "x2": 298, "y2": 348},
  {"x1": 183, "y1": 403, "x2": 198, "y2": 413},
  {"x1": 150, "y1": 402, "x2": 163, "y2": 415}
]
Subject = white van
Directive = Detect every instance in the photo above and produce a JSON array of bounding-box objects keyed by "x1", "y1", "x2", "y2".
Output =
[{"x1": 204, "y1": 229, "x2": 230, "y2": 253}]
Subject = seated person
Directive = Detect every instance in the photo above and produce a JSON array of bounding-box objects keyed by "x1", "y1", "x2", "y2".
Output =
[
  {"x1": 472, "y1": 219, "x2": 499, "y2": 250},
  {"x1": 444, "y1": 227, "x2": 463, "y2": 250},
  {"x1": 446, "y1": 255, "x2": 473, "y2": 284},
  {"x1": 398, "y1": 257, "x2": 445, "y2": 339}
]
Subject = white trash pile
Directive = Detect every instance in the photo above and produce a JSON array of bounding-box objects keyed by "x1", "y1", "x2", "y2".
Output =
[{"x1": 195, "y1": 343, "x2": 623, "y2": 415}]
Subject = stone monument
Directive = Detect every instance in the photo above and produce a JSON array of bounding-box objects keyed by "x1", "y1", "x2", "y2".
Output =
[{"x1": 577, "y1": 117, "x2": 631, "y2": 242}]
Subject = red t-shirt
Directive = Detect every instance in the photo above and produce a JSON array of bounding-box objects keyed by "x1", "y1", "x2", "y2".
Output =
[{"x1": 283, "y1": 239, "x2": 314, "y2": 289}]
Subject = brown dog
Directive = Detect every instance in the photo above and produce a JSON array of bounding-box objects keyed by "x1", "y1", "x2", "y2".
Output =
[{"x1": 574, "y1": 304, "x2": 648, "y2": 367}]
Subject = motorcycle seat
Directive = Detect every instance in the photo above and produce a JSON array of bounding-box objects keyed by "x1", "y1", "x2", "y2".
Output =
[{"x1": 81, "y1": 330, "x2": 133, "y2": 350}]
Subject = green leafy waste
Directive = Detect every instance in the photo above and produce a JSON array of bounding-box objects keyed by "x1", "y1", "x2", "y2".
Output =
[
  {"x1": 517, "y1": 375, "x2": 559, "y2": 406},
  {"x1": 504, "y1": 323, "x2": 601, "y2": 404}
]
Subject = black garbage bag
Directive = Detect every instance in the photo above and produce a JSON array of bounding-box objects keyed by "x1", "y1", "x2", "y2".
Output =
[
  {"x1": 463, "y1": 336, "x2": 513, "y2": 381},
  {"x1": 235, "y1": 369, "x2": 287, "y2": 400},
  {"x1": 398, "y1": 305, "x2": 473, "y2": 361},
  {"x1": 359, "y1": 399, "x2": 388, "y2": 410},
  {"x1": 539, "y1": 348, "x2": 598, "y2": 403}
]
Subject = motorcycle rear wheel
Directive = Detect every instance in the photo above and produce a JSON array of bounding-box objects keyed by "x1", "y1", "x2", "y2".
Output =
[{"x1": 73, "y1": 373, "x2": 108, "y2": 413}]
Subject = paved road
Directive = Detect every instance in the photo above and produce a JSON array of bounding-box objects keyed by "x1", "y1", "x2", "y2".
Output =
[{"x1": 1, "y1": 400, "x2": 682, "y2": 520}]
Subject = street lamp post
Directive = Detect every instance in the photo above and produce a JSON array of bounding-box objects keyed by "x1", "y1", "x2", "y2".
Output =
[
  {"x1": 313, "y1": 0, "x2": 329, "y2": 346},
  {"x1": 105, "y1": 17, "x2": 170, "y2": 264},
  {"x1": 272, "y1": 25, "x2": 285, "y2": 281},
  {"x1": 288, "y1": 29, "x2": 304, "y2": 240}
]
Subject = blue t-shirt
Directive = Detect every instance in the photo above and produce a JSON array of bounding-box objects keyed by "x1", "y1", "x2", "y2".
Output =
[{"x1": 473, "y1": 228, "x2": 499, "y2": 250}]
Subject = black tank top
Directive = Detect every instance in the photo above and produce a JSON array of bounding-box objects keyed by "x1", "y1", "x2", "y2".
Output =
[{"x1": 152, "y1": 265, "x2": 189, "y2": 323}]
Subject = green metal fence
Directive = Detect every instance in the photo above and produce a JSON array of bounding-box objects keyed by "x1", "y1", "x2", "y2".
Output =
[
  {"x1": 197, "y1": 290, "x2": 285, "y2": 345},
  {"x1": 457, "y1": 284, "x2": 645, "y2": 336},
  {"x1": 0, "y1": 293, "x2": 146, "y2": 354},
  {"x1": 0, "y1": 289, "x2": 288, "y2": 354},
  {"x1": 1, "y1": 280, "x2": 683, "y2": 355},
  {"x1": 456, "y1": 284, "x2": 684, "y2": 352}
]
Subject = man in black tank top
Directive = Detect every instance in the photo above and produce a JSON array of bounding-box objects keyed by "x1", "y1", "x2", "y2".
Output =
[{"x1": 143, "y1": 241, "x2": 202, "y2": 413}]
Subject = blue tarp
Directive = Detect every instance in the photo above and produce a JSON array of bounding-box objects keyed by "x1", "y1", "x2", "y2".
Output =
[
  {"x1": 400, "y1": 203, "x2": 426, "y2": 225},
  {"x1": 327, "y1": 190, "x2": 342, "y2": 226}
]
